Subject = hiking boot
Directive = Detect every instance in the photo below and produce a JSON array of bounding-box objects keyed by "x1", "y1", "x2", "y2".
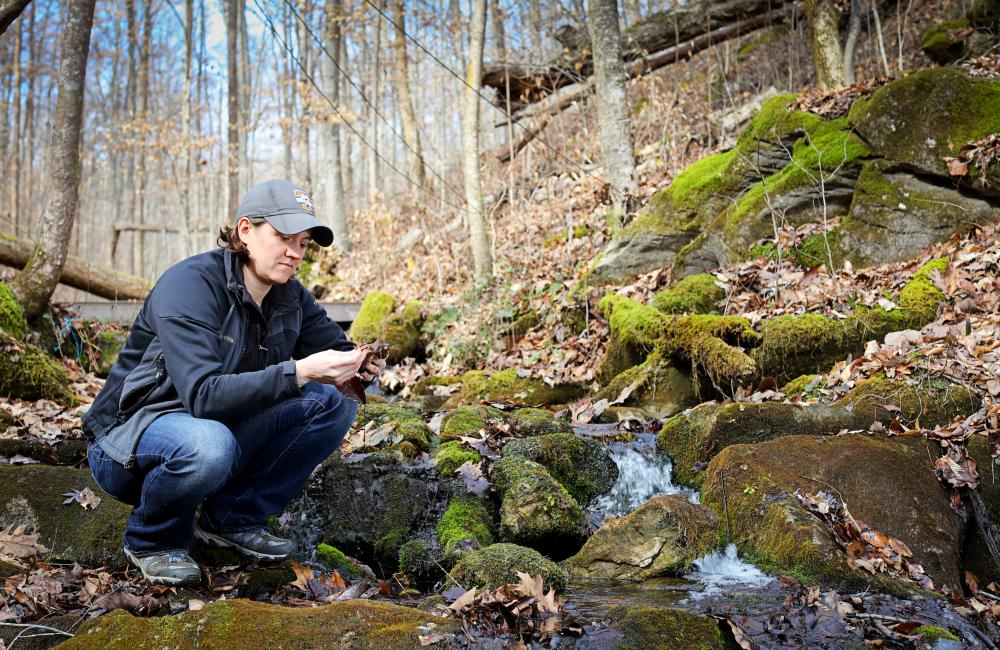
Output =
[
  {"x1": 124, "y1": 546, "x2": 202, "y2": 586},
  {"x1": 193, "y1": 519, "x2": 295, "y2": 561}
]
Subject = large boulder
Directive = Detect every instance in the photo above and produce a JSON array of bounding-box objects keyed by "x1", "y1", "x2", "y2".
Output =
[
  {"x1": 595, "y1": 352, "x2": 698, "y2": 416},
  {"x1": 701, "y1": 434, "x2": 964, "y2": 592},
  {"x1": 657, "y1": 377, "x2": 981, "y2": 486},
  {"x1": 349, "y1": 292, "x2": 426, "y2": 362},
  {"x1": 568, "y1": 495, "x2": 717, "y2": 581},
  {"x1": 303, "y1": 454, "x2": 449, "y2": 572},
  {"x1": 61, "y1": 599, "x2": 458, "y2": 649},
  {"x1": 502, "y1": 433, "x2": 618, "y2": 505},
  {"x1": 0, "y1": 465, "x2": 130, "y2": 568},
  {"x1": 848, "y1": 68, "x2": 1000, "y2": 181},
  {"x1": 451, "y1": 542, "x2": 567, "y2": 591},
  {"x1": 490, "y1": 456, "x2": 585, "y2": 553}
]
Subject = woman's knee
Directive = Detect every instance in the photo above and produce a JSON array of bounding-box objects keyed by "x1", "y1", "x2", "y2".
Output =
[{"x1": 172, "y1": 419, "x2": 238, "y2": 475}]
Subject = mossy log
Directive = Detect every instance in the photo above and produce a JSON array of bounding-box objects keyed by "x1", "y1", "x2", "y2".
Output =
[{"x1": 0, "y1": 333, "x2": 77, "y2": 405}]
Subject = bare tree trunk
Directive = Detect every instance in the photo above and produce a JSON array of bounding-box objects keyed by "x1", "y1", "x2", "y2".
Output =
[
  {"x1": 366, "y1": 0, "x2": 381, "y2": 205},
  {"x1": 321, "y1": 0, "x2": 350, "y2": 249},
  {"x1": 280, "y1": 1, "x2": 294, "y2": 179},
  {"x1": 391, "y1": 0, "x2": 428, "y2": 189},
  {"x1": 804, "y1": 0, "x2": 845, "y2": 89},
  {"x1": 0, "y1": 0, "x2": 30, "y2": 35},
  {"x1": 180, "y1": 0, "x2": 194, "y2": 258},
  {"x1": 238, "y1": 0, "x2": 251, "y2": 188},
  {"x1": 134, "y1": 0, "x2": 153, "y2": 277},
  {"x1": 586, "y1": 0, "x2": 636, "y2": 228},
  {"x1": 226, "y1": 0, "x2": 240, "y2": 219},
  {"x1": 463, "y1": 0, "x2": 490, "y2": 279},
  {"x1": 12, "y1": 0, "x2": 96, "y2": 319},
  {"x1": 295, "y1": 0, "x2": 312, "y2": 188},
  {"x1": 8, "y1": 17, "x2": 21, "y2": 232},
  {"x1": 841, "y1": 0, "x2": 862, "y2": 85}
]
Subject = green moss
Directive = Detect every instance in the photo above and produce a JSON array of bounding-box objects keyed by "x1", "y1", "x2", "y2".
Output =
[
  {"x1": 439, "y1": 404, "x2": 504, "y2": 442},
  {"x1": 920, "y1": 18, "x2": 971, "y2": 64},
  {"x1": 353, "y1": 403, "x2": 433, "y2": 453},
  {"x1": 0, "y1": 281, "x2": 27, "y2": 340},
  {"x1": 781, "y1": 374, "x2": 820, "y2": 397},
  {"x1": 834, "y1": 374, "x2": 981, "y2": 429},
  {"x1": 791, "y1": 228, "x2": 843, "y2": 270},
  {"x1": 502, "y1": 434, "x2": 617, "y2": 505},
  {"x1": 914, "y1": 625, "x2": 960, "y2": 642},
  {"x1": 611, "y1": 606, "x2": 726, "y2": 650},
  {"x1": 436, "y1": 495, "x2": 494, "y2": 563},
  {"x1": 596, "y1": 351, "x2": 697, "y2": 416},
  {"x1": 398, "y1": 539, "x2": 435, "y2": 578},
  {"x1": 491, "y1": 456, "x2": 585, "y2": 547},
  {"x1": 431, "y1": 440, "x2": 481, "y2": 476},
  {"x1": 315, "y1": 543, "x2": 362, "y2": 578},
  {"x1": 898, "y1": 257, "x2": 947, "y2": 320},
  {"x1": 506, "y1": 407, "x2": 572, "y2": 437},
  {"x1": 510, "y1": 310, "x2": 540, "y2": 337},
  {"x1": 451, "y1": 543, "x2": 567, "y2": 592},
  {"x1": 63, "y1": 599, "x2": 458, "y2": 649},
  {"x1": 349, "y1": 291, "x2": 397, "y2": 342},
  {"x1": 599, "y1": 293, "x2": 670, "y2": 349},
  {"x1": 652, "y1": 273, "x2": 724, "y2": 314},
  {"x1": 0, "y1": 334, "x2": 76, "y2": 405},
  {"x1": 447, "y1": 369, "x2": 584, "y2": 408}
]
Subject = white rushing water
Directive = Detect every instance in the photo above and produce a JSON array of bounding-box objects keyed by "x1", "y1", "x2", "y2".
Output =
[
  {"x1": 588, "y1": 433, "x2": 773, "y2": 595},
  {"x1": 592, "y1": 436, "x2": 699, "y2": 520},
  {"x1": 686, "y1": 543, "x2": 773, "y2": 598}
]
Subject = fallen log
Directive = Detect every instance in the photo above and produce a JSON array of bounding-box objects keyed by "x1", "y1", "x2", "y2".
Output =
[
  {"x1": 0, "y1": 231, "x2": 153, "y2": 301},
  {"x1": 483, "y1": 0, "x2": 795, "y2": 111}
]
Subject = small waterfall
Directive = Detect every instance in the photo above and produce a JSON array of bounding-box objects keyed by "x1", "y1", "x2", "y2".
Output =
[
  {"x1": 590, "y1": 434, "x2": 698, "y2": 527},
  {"x1": 686, "y1": 544, "x2": 772, "y2": 598}
]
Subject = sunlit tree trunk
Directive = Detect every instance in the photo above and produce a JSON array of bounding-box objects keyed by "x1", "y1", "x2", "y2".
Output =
[
  {"x1": 391, "y1": 0, "x2": 428, "y2": 189},
  {"x1": 295, "y1": 0, "x2": 312, "y2": 188},
  {"x1": 321, "y1": 0, "x2": 350, "y2": 249},
  {"x1": 180, "y1": 0, "x2": 194, "y2": 258},
  {"x1": 804, "y1": 0, "x2": 845, "y2": 89},
  {"x1": 586, "y1": 0, "x2": 636, "y2": 229},
  {"x1": 842, "y1": 0, "x2": 862, "y2": 85},
  {"x1": 12, "y1": 0, "x2": 97, "y2": 319},
  {"x1": 463, "y1": 0, "x2": 491, "y2": 279},
  {"x1": 365, "y1": 0, "x2": 381, "y2": 205}
]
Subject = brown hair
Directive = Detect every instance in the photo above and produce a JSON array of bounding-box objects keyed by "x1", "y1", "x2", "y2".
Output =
[{"x1": 217, "y1": 217, "x2": 264, "y2": 259}]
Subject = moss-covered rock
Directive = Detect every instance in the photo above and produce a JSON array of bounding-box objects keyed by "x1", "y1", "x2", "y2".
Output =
[
  {"x1": 502, "y1": 433, "x2": 618, "y2": 505},
  {"x1": 920, "y1": 17, "x2": 973, "y2": 64},
  {"x1": 353, "y1": 403, "x2": 434, "y2": 453},
  {"x1": 0, "y1": 465, "x2": 130, "y2": 568},
  {"x1": 307, "y1": 454, "x2": 446, "y2": 572},
  {"x1": 834, "y1": 161, "x2": 999, "y2": 269},
  {"x1": 595, "y1": 351, "x2": 698, "y2": 416},
  {"x1": 848, "y1": 68, "x2": 1000, "y2": 179},
  {"x1": 438, "y1": 404, "x2": 504, "y2": 442},
  {"x1": 443, "y1": 369, "x2": 585, "y2": 408},
  {"x1": 651, "y1": 273, "x2": 724, "y2": 315},
  {"x1": 781, "y1": 374, "x2": 820, "y2": 398},
  {"x1": 590, "y1": 94, "x2": 819, "y2": 283},
  {"x1": 315, "y1": 543, "x2": 362, "y2": 579},
  {"x1": 568, "y1": 495, "x2": 717, "y2": 581},
  {"x1": 490, "y1": 456, "x2": 585, "y2": 552},
  {"x1": 752, "y1": 259, "x2": 949, "y2": 383},
  {"x1": 398, "y1": 539, "x2": 438, "y2": 581},
  {"x1": 0, "y1": 281, "x2": 27, "y2": 340},
  {"x1": 701, "y1": 434, "x2": 963, "y2": 591},
  {"x1": 596, "y1": 333, "x2": 647, "y2": 383},
  {"x1": 834, "y1": 375, "x2": 981, "y2": 429},
  {"x1": 610, "y1": 606, "x2": 726, "y2": 650},
  {"x1": 431, "y1": 440, "x2": 481, "y2": 477},
  {"x1": 0, "y1": 334, "x2": 77, "y2": 405},
  {"x1": 242, "y1": 561, "x2": 297, "y2": 599},
  {"x1": 62, "y1": 598, "x2": 458, "y2": 649},
  {"x1": 436, "y1": 494, "x2": 494, "y2": 564},
  {"x1": 349, "y1": 293, "x2": 425, "y2": 362},
  {"x1": 92, "y1": 328, "x2": 128, "y2": 378},
  {"x1": 506, "y1": 407, "x2": 573, "y2": 437},
  {"x1": 451, "y1": 543, "x2": 567, "y2": 592},
  {"x1": 409, "y1": 375, "x2": 461, "y2": 411}
]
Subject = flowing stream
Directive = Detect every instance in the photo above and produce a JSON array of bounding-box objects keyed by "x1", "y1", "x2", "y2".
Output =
[{"x1": 568, "y1": 429, "x2": 772, "y2": 618}]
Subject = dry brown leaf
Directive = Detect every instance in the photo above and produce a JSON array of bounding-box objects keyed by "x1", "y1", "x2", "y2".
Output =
[{"x1": 0, "y1": 525, "x2": 49, "y2": 560}]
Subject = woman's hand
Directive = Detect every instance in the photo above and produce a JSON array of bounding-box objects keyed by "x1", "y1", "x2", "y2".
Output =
[
  {"x1": 358, "y1": 356, "x2": 386, "y2": 382},
  {"x1": 295, "y1": 348, "x2": 367, "y2": 387}
]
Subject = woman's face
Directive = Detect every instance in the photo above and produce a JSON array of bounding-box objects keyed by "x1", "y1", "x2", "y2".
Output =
[{"x1": 238, "y1": 218, "x2": 313, "y2": 286}]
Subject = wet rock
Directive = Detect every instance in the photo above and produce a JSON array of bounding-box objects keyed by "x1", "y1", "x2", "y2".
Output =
[
  {"x1": 0, "y1": 438, "x2": 88, "y2": 466},
  {"x1": 304, "y1": 454, "x2": 449, "y2": 573},
  {"x1": 451, "y1": 543, "x2": 567, "y2": 591},
  {"x1": 595, "y1": 352, "x2": 698, "y2": 417},
  {"x1": 354, "y1": 403, "x2": 434, "y2": 453},
  {"x1": 0, "y1": 465, "x2": 129, "y2": 568},
  {"x1": 610, "y1": 605, "x2": 726, "y2": 650},
  {"x1": 502, "y1": 433, "x2": 618, "y2": 505},
  {"x1": 490, "y1": 456, "x2": 585, "y2": 553},
  {"x1": 61, "y1": 598, "x2": 458, "y2": 649},
  {"x1": 966, "y1": 435, "x2": 1000, "y2": 585},
  {"x1": 701, "y1": 434, "x2": 964, "y2": 592},
  {"x1": 568, "y1": 495, "x2": 717, "y2": 581},
  {"x1": 438, "y1": 404, "x2": 504, "y2": 442}
]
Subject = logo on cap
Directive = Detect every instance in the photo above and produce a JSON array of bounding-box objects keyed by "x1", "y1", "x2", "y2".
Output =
[{"x1": 293, "y1": 189, "x2": 314, "y2": 214}]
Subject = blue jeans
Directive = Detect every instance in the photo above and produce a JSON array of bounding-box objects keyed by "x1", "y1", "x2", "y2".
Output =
[{"x1": 88, "y1": 382, "x2": 357, "y2": 554}]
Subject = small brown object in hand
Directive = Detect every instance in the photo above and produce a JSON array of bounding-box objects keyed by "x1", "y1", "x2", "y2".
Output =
[{"x1": 336, "y1": 341, "x2": 390, "y2": 404}]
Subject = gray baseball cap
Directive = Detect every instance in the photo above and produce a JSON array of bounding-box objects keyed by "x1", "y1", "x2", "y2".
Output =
[{"x1": 234, "y1": 179, "x2": 334, "y2": 247}]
